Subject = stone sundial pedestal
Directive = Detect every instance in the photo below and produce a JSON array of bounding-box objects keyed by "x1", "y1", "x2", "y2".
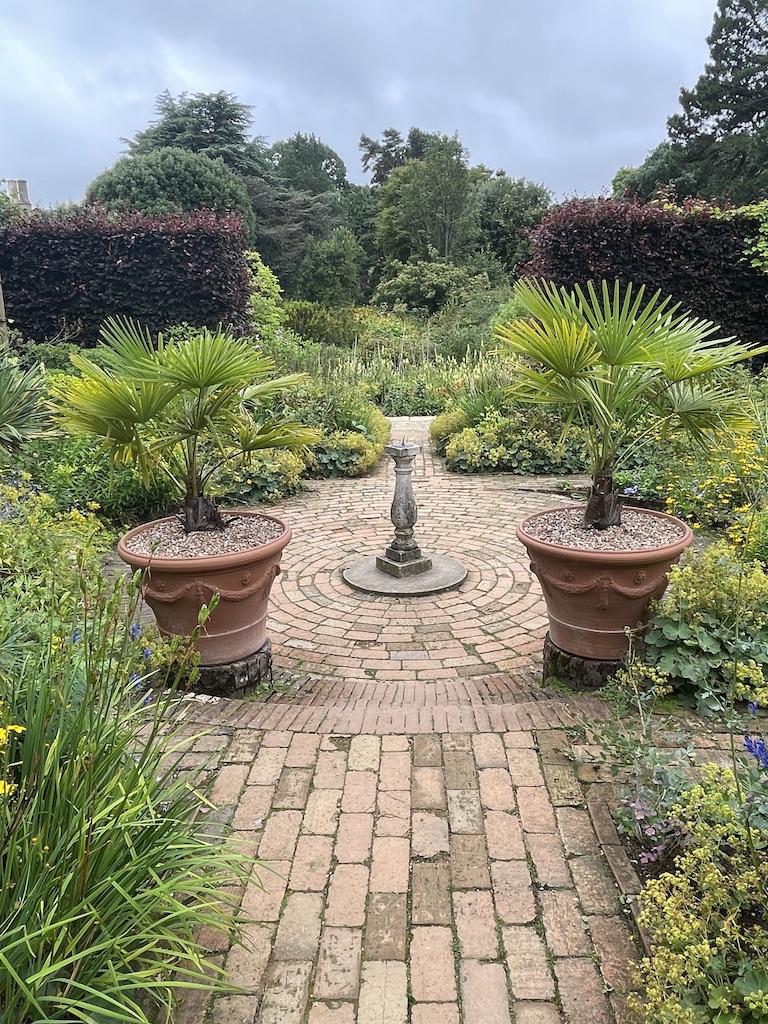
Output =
[{"x1": 342, "y1": 440, "x2": 467, "y2": 596}]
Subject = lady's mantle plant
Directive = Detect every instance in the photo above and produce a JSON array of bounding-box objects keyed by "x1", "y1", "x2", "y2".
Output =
[
  {"x1": 494, "y1": 279, "x2": 766, "y2": 529},
  {"x1": 53, "y1": 317, "x2": 319, "y2": 533}
]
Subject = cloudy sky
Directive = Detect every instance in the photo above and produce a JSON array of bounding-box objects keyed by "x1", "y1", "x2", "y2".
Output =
[{"x1": 3, "y1": 0, "x2": 716, "y2": 208}]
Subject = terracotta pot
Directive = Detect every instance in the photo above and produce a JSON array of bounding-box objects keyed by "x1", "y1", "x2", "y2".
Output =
[
  {"x1": 117, "y1": 511, "x2": 291, "y2": 666},
  {"x1": 516, "y1": 506, "x2": 692, "y2": 660}
]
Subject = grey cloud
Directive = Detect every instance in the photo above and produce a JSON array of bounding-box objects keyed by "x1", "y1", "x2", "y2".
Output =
[{"x1": 1, "y1": 0, "x2": 715, "y2": 206}]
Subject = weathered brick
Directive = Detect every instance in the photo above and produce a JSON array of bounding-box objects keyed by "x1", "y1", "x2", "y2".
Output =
[
  {"x1": 379, "y1": 751, "x2": 411, "y2": 790},
  {"x1": 411, "y1": 1006, "x2": 460, "y2": 1024},
  {"x1": 517, "y1": 786, "x2": 557, "y2": 834},
  {"x1": 240, "y1": 860, "x2": 289, "y2": 922},
  {"x1": 412, "y1": 862, "x2": 452, "y2": 924},
  {"x1": 348, "y1": 735, "x2": 381, "y2": 771},
  {"x1": 506, "y1": 748, "x2": 544, "y2": 787},
  {"x1": 443, "y1": 751, "x2": 477, "y2": 789},
  {"x1": 358, "y1": 960, "x2": 408, "y2": 1024},
  {"x1": 410, "y1": 927, "x2": 457, "y2": 1001},
  {"x1": 326, "y1": 863, "x2": 369, "y2": 927},
  {"x1": 208, "y1": 763, "x2": 249, "y2": 806},
  {"x1": 231, "y1": 785, "x2": 273, "y2": 830},
  {"x1": 302, "y1": 788, "x2": 341, "y2": 835},
  {"x1": 472, "y1": 733, "x2": 507, "y2": 767},
  {"x1": 257, "y1": 810, "x2": 302, "y2": 860},
  {"x1": 273, "y1": 893, "x2": 323, "y2": 960},
  {"x1": 412, "y1": 766, "x2": 446, "y2": 809},
  {"x1": 222, "y1": 922, "x2": 273, "y2": 990},
  {"x1": 369, "y1": 836, "x2": 410, "y2": 893},
  {"x1": 450, "y1": 833, "x2": 491, "y2": 889},
  {"x1": 365, "y1": 893, "x2": 407, "y2": 959},
  {"x1": 554, "y1": 958, "x2": 613, "y2": 1024},
  {"x1": 412, "y1": 811, "x2": 450, "y2": 857},
  {"x1": 208, "y1": 993, "x2": 259, "y2": 1024},
  {"x1": 307, "y1": 1003, "x2": 356, "y2": 1024},
  {"x1": 588, "y1": 914, "x2": 640, "y2": 993},
  {"x1": 569, "y1": 854, "x2": 619, "y2": 914},
  {"x1": 460, "y1": 961, "x2": 511, "y2": 1024},
  {"x1": 443, "y1": 733, "x2": 472, "y2": 752},
  {"x1": 342, "y1": 771, "x2": 377, "y2": 813},
  {"x1": 503, "y1": 926, "x2": 555, "y2": 1000},
  {"x1": 274, "y1": 767, "x2": 313, "y2": 810},
  {"x1": 284, "y1": 732, "x2": 320, "y2": 767},
  {"x1": 381, "y1": 735, "x2": 409, "y2": 751},
  {"x1": 413, "y1": 734, "x2": 442, "y2": 766},
  {"x1": 492, "y1": 860, "x2": 536, "y2": 924},
  {"x1": 314, "y1": 927, "x2": 362, "y2": 1000},
  {"x1": 512, "y1": 1004, "x2": 562, "y2": 1024},
  {"x1": 289, "y1": 835, "x2": 333, "y2": 891},
  {"x1": 447, "y1": 789, "x2": 483, "y2": 833},
  {"x1": 557, "y1": 806, "x2": 601, "y2": 856},
  {"x1": 479, "y1": 768, "x2": 516, "y2": 811},
  {"x1": 454, "y1": 891, "x2": 498, "y2": 959},
  {"x1": 485, "y1": 810, "x2": 526, "y2": 860},
  {"x1": 542, "y1": 762, "x2": 583, "y2": 806},
  {"x1": 258, "y1": 960, "x2": 313, "y2": 1024},
  {"x1": 313, "y1": 749, "x2": 347, "y2": 789},
  {"x1": 335, "y1": 811, "x2": 374, "y2": 862},
  {"x1": 526, "y1": 832, "x2": 571, "y2": 888},
  {"x1": 248, "y1": 745, "x2": 287, "y2": 785},
  {"x1": 540, "y1": 890, "x2": 591, "y2": 956}
]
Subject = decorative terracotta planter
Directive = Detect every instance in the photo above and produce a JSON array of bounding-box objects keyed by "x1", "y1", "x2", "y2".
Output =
[
  {"x1": 117, "y1": 511, "x2": 291, "y2": 666},
  {"x1": 516, "y1": 506, "x2": 693, "y2": 660}
]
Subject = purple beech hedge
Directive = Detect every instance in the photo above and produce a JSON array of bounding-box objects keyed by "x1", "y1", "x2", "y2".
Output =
[
  {"x1": 523, "y1": 198, "x2": 768, "y2": 367},
  {"x1": 0, "y1": 207, "x2": 251, "y2": 346}
]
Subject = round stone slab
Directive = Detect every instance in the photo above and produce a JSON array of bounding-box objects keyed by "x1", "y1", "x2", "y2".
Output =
[{"x1": 342, "y1": 552, "x2": 467, "y2": 596}]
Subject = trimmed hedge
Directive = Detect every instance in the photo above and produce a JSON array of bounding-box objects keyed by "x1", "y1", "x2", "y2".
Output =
[
  {"x1": 0, "y1": 207, "x2": 251, "y2": 346},
  {"x1": 524, "y1": 198, "x2": 768, "y2": 363}
]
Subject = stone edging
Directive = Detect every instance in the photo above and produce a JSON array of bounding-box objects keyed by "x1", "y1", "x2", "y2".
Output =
[{"x1": 588, "y1": 799, "x2": 653, "y2": 957}]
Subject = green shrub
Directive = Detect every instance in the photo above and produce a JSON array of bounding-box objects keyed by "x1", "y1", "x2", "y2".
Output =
[
  {"x1": 444, "y1": 410, "x2": 586, "y2": 474},
  {"x1": 211, "y1": 448, "x2": 306, "y2": 504},
  {"x1": 643, "y1": 542, "x2": 768, "y2": 714},
  {"x1": 283, "y1": 301, "x2": 360, "y2": 348},
  {"x1": 18, "y1": 434, "x2": 175, "y2": 525},
  {"x1": 630, "y1": 763, "x2": 768, "y2": 1023},
  {"x1": 0, "y1": 574, "x2": 254, "y2": 1023},
  {"x1": 308, "y1": 430, "x2": 383, "y2": 477},
  {"x1": 431, "y1": 408, "x2": 471, "y2": 453}
]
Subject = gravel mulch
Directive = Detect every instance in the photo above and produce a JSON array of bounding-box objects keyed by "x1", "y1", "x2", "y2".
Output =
[
  {"x1": 124, "y1": 514, "x2": 285, "y2": 558},
  {"x1": 521, "y1": 507, "x2": 688, "y2": 551}
]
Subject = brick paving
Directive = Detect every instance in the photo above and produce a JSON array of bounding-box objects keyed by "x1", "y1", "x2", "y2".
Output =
[{"x1": 168, "y1": 418, "x2": 645, "y2": 1023}]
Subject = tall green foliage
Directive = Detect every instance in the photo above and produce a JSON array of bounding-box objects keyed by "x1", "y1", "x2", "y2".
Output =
[
  {"x1": 86, "y1": 147, "x2": 256, "y2": 241},
  {"x1": 296, "y1": 227, "x2": 365, "y2": 306}
]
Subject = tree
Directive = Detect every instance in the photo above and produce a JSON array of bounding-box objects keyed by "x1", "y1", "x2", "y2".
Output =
[
  {"x1": 376, "y1": 135, "x2": 472, "y2": 261},
  {"x1": 126, "y1": 90, "x2": 270, "y2": 179},
  {"x1": 295, "y1": 227, "x2": 365, "y2": 306},
  {"x1": 359, "y1": 127, "x2": 436, "y2": 186},
  {"x1": 474, "y1": 175, "x2": 552, "y2": 270},
  {"x1": 612, "y1": 142, "x2": 701, "y2": 201},
  {"x1": 372, "y1": 253, "x2": 487, "y2": 314},
  {"x1": 624, "y1": 1, "x2": 768, "y2": 203},
  {"x1": 246, "y1": 179, "x2": 342, "y2": 294},
  {"x1": 86, "y1": 148, "x2": 256, "y2": 241},
  {"x1": 270, "y1": 133, "x2": 348, "y2": 195}
]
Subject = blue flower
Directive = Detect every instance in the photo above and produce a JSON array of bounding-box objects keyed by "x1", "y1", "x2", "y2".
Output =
[
  {"x1": 623, "y1": 485, "x2": 639, "y2": 496},
  {"x1": 143, "y1": 646, "x2": 152, "y2": 660},
  {"x1": 749, "y1": 700, "x2": 759, "y2": 716},
  {"x1": 130, "y1": 671, "x2": 141, "y2": 685},
  {"x1": 71, "y1": 630, "x2": 80, "y2": 644},
  {"x1": 129, "y1": 623, "x2": 142, "y2": 640},
  {"x1": 744, "y1": 733, "x2": 768, "y2": 769}
]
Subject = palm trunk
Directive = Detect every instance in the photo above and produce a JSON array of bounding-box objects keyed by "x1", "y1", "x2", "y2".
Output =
[{"x1": 584, "y1": 468, "x2": 623, "y2": 530}]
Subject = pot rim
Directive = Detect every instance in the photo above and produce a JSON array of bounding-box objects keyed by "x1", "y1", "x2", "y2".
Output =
[
  {"x1": 516, "y1": 504, "x2": 693, "y2": 563},
  {"x1": 117, "y1": 510, "x2": 291, "y2": 573}
]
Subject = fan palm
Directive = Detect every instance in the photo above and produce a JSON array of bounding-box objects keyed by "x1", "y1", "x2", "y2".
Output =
[
  {"x1": 0, "y1": 348, "x2": 48, "y2": 457},
  {"x1": 52, "y1": 318, "x2": 319, "y2": 533},
  {"x1": 495, "y1": 279, "x2": 766, "y2": 529}
]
